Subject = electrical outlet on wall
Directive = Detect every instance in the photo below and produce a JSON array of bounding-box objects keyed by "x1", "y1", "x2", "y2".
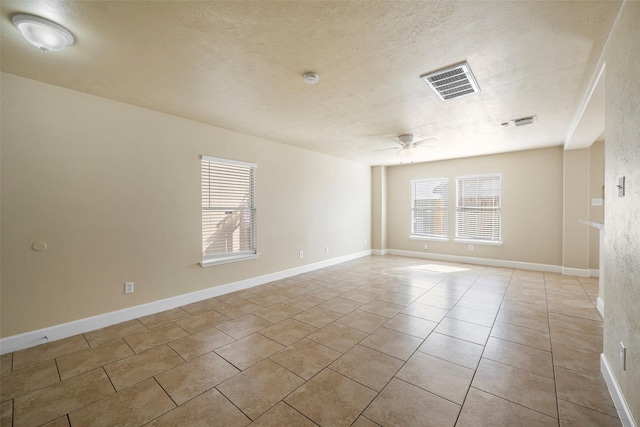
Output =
[
  {"x1": 124, "y1": 282, "x2": 134, "y2": 294},
  {"x1": 468, "y1": 245, "x2": 474, "y2": 251},
  {"x1": 423, "y1": 244, "x2": 429, "y2": 250},
  {"x1": 299, "y1": 251, "x2": 304, "y2": 259}
]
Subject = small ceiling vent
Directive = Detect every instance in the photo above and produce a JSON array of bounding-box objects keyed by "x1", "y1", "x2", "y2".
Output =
[
  {"x1": 420, "y1": 62, "x2": 480, "y2": 101},
  {"x1": 501, "y1": 115, "x2": 537, "y2": 128},
  {"x1": 513, "y1": 116, "x2": 536, "y2": 127}
]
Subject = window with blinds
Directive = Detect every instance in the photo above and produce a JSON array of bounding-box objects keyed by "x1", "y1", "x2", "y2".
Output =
[
  {"x1": 455, "y1": 174, "x2": 501, "y2": 242},
  {"x1": 411, "y1": 178, "x2": 448, "y2": 238},
  {"x1": 201, "y1": 156, "x2": 256, "y2": 265}
]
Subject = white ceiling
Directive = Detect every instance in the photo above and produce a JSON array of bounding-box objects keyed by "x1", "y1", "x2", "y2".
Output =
[{"x1": 0, "y1": 1, "x2": 621, "y2": 165}]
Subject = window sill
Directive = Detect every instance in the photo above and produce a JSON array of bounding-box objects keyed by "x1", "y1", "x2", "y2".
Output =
[
  {"x1": 200, "y1": 253, "x2": 258, "y2": 267},
  {"x1": 454, "y1": 239, "x2": 503, "y2": 246},
  {"x1": 409, "y1": 235, "x2": 449, "y2": 242}
]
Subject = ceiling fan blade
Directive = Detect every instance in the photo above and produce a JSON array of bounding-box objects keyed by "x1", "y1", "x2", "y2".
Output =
[
  {"x1": 413, "y1": 137, "x2": 437, "y2": 146},
  {"x1": 411, "y1": 144, "x2": 435, "y2": 151},
  {"x1": 376, "y1": 134, "x2": 436, "y2": 156}
]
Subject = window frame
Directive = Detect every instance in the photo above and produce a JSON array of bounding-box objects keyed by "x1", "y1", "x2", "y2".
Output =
[
  {"x1": 410, "y1": 177, "x2": 449, "y2": 241},
  {"x1": 454, "y1": 173, "x2": 503, "y2": 246},
  {"x1": 200, "y1": 155, "x2": 258, "y2": 267}
]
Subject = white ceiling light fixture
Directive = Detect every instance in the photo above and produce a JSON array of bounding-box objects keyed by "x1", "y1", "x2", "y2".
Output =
[
  {"x1": 302, "y1": 72, "x2": 319, "y2": 85},
  {"x1": 12, "y1": 14, "x2": 75, "y2": 53},
  {"x1": 400, "y1": 147, "x2": 414, "y2": 164}
]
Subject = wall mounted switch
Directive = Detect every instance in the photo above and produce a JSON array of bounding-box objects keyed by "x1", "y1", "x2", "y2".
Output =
[
  {"x1": 618, "y1": 177, "x2": 625, "y2": 197},
  {"x1": 620, "y1": 342, "x2": 627, "y2": 370}
]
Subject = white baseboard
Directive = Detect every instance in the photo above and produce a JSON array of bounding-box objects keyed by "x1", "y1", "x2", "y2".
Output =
[
  {"x1": 597, "y1": 296, "x2": 605, "y2": 318},
  {"x1": 562, "y1": 266, "x2": 591, "y2": 277},
  {"x1": 0, "y1": 250, "x2": 372, "y2": 355},
  {"x1": 372, "y1": 249, "x2": 388, "y2": 256},
  {"x1": 385, "y1": 249, "x2": 563, "y2": 274},
  {"x1": 590, "y1": 269, "x2": 600, "y2": 278},
  {"x1": 601, "y1": 353, "x2": 638, "y2": 427}
]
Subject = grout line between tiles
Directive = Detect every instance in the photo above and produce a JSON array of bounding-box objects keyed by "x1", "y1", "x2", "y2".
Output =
[
  {"x1": 556, "y1": 397, "x2": 623, "y2": 421},
  {"x1": 466, "y1": 386, "x2": 561, "y2": 424},
  {"x1": 281, "y1": 400, "x2": 320, "y2": 426},
  {"x1": 544, "y1": 271, "x2": 563, "y2": 425},
  {"x1": 152, "y1": 376, "x2": 180, "y2": 408},
  {"x1": 453, "y1": 266, "x2": 512, "y2": 425},
  {"x1": 213, "y1": 384, "x2": 255, "y2": 422}
]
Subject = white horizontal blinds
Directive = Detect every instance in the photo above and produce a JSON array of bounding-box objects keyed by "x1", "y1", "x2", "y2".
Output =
[
  {"x1": 201, "y1": 157, "x2": 256, "y2": 261},
  {"x1": 456, "y1": 174, "x2": 501, "y2": 241},
  {"x1": 412, "y1": 178, "x2": 448, "y2": 237}
]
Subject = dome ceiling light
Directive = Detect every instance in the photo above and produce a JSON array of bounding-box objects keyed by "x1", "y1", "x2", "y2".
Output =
[{"x1": 12, "y1": 14, "x2": 75, "y2": 53}]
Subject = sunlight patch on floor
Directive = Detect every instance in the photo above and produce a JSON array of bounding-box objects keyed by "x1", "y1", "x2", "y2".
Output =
[{"x1": 403, "y1": 264, "x2": 470, "y2": 274}]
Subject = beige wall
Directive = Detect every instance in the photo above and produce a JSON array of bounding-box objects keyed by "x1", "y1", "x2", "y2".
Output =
[
  {"x1": 0, "y1": 73, "x2": 371, "y2": 338},
  {"x1": 562, "y1": 142, "x2": 605, "y2": 272},
  {"x1": 588, "y1": 140, "x2": 605, "y2": 269},
  {"x1": 563, "y1": 149, "x2": 590, "y2": 270},
  {"x1": 371, "y1": 166, "x2": 387, "y2": 251},
  {"x1": 603, "y1": 0, "x2": 640, "y2": 420},
  {"x1": 386, "y1": 147, "x2": 564, "y2": 266}
]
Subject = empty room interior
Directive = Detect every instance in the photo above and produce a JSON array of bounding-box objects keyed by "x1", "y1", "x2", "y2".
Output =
[{"x1": 1, "y1": 1, "x2": 639, "y2": 426}]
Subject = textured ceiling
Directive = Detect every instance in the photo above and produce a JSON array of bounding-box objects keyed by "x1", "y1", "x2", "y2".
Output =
[{"x1": 0, "y1": 1, "x2": 621, "y2": 165}]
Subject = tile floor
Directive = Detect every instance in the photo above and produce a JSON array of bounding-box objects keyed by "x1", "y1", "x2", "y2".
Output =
[{"x1": 0, "y1": 256, "x2": 622, "y2": 426}]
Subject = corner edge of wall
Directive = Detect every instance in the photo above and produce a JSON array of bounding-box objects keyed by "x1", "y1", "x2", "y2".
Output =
[{"x1": 601, "y1": 353, "x2": 638, "y2": 427}]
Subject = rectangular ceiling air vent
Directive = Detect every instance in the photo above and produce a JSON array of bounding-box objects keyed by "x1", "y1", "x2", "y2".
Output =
[{"x1": 420, "y1": 62, "x2": 480, "y2": 101}]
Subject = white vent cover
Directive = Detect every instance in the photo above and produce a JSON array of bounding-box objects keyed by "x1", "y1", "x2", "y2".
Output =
[
  {"x1": 514, "y1": 116, "x2": 536, "y2": 127},
  {"x1": 420, "y1": 62, "x2": 480, "y2": 101},
  {"x1": 501, "y1": 115, "x2": 537, "y2": 128}
]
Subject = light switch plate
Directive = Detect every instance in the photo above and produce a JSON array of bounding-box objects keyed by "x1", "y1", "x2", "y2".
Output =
[
  {"x1": 618, "y1": 177, "x2": 625, "y2": 197},
  {"x1": 620, "y1": 342, "x2": 627, "y2": 370}
]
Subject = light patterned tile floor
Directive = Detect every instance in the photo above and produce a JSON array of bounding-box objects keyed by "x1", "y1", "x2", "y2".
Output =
[{"x1": 0, "y1": 256, "x2": 621, "y2": 426}]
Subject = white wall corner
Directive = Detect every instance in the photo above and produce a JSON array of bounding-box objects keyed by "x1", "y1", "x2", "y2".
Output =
[
  {"x1": 372, "y1": 249, "x2": 388, "y2": 256},
  {"x1": 565, "y1": 65, "x2": 606, "y2": 150},
  {"x1": 0, "y1": 249, "x2": 372, "y2": 355},
  {"x1": 597, "y1": 296, "x2": 605, "y2": 318},
  {"x1": 601, "y1": 353, "x2": 638, "y2": 427}
]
